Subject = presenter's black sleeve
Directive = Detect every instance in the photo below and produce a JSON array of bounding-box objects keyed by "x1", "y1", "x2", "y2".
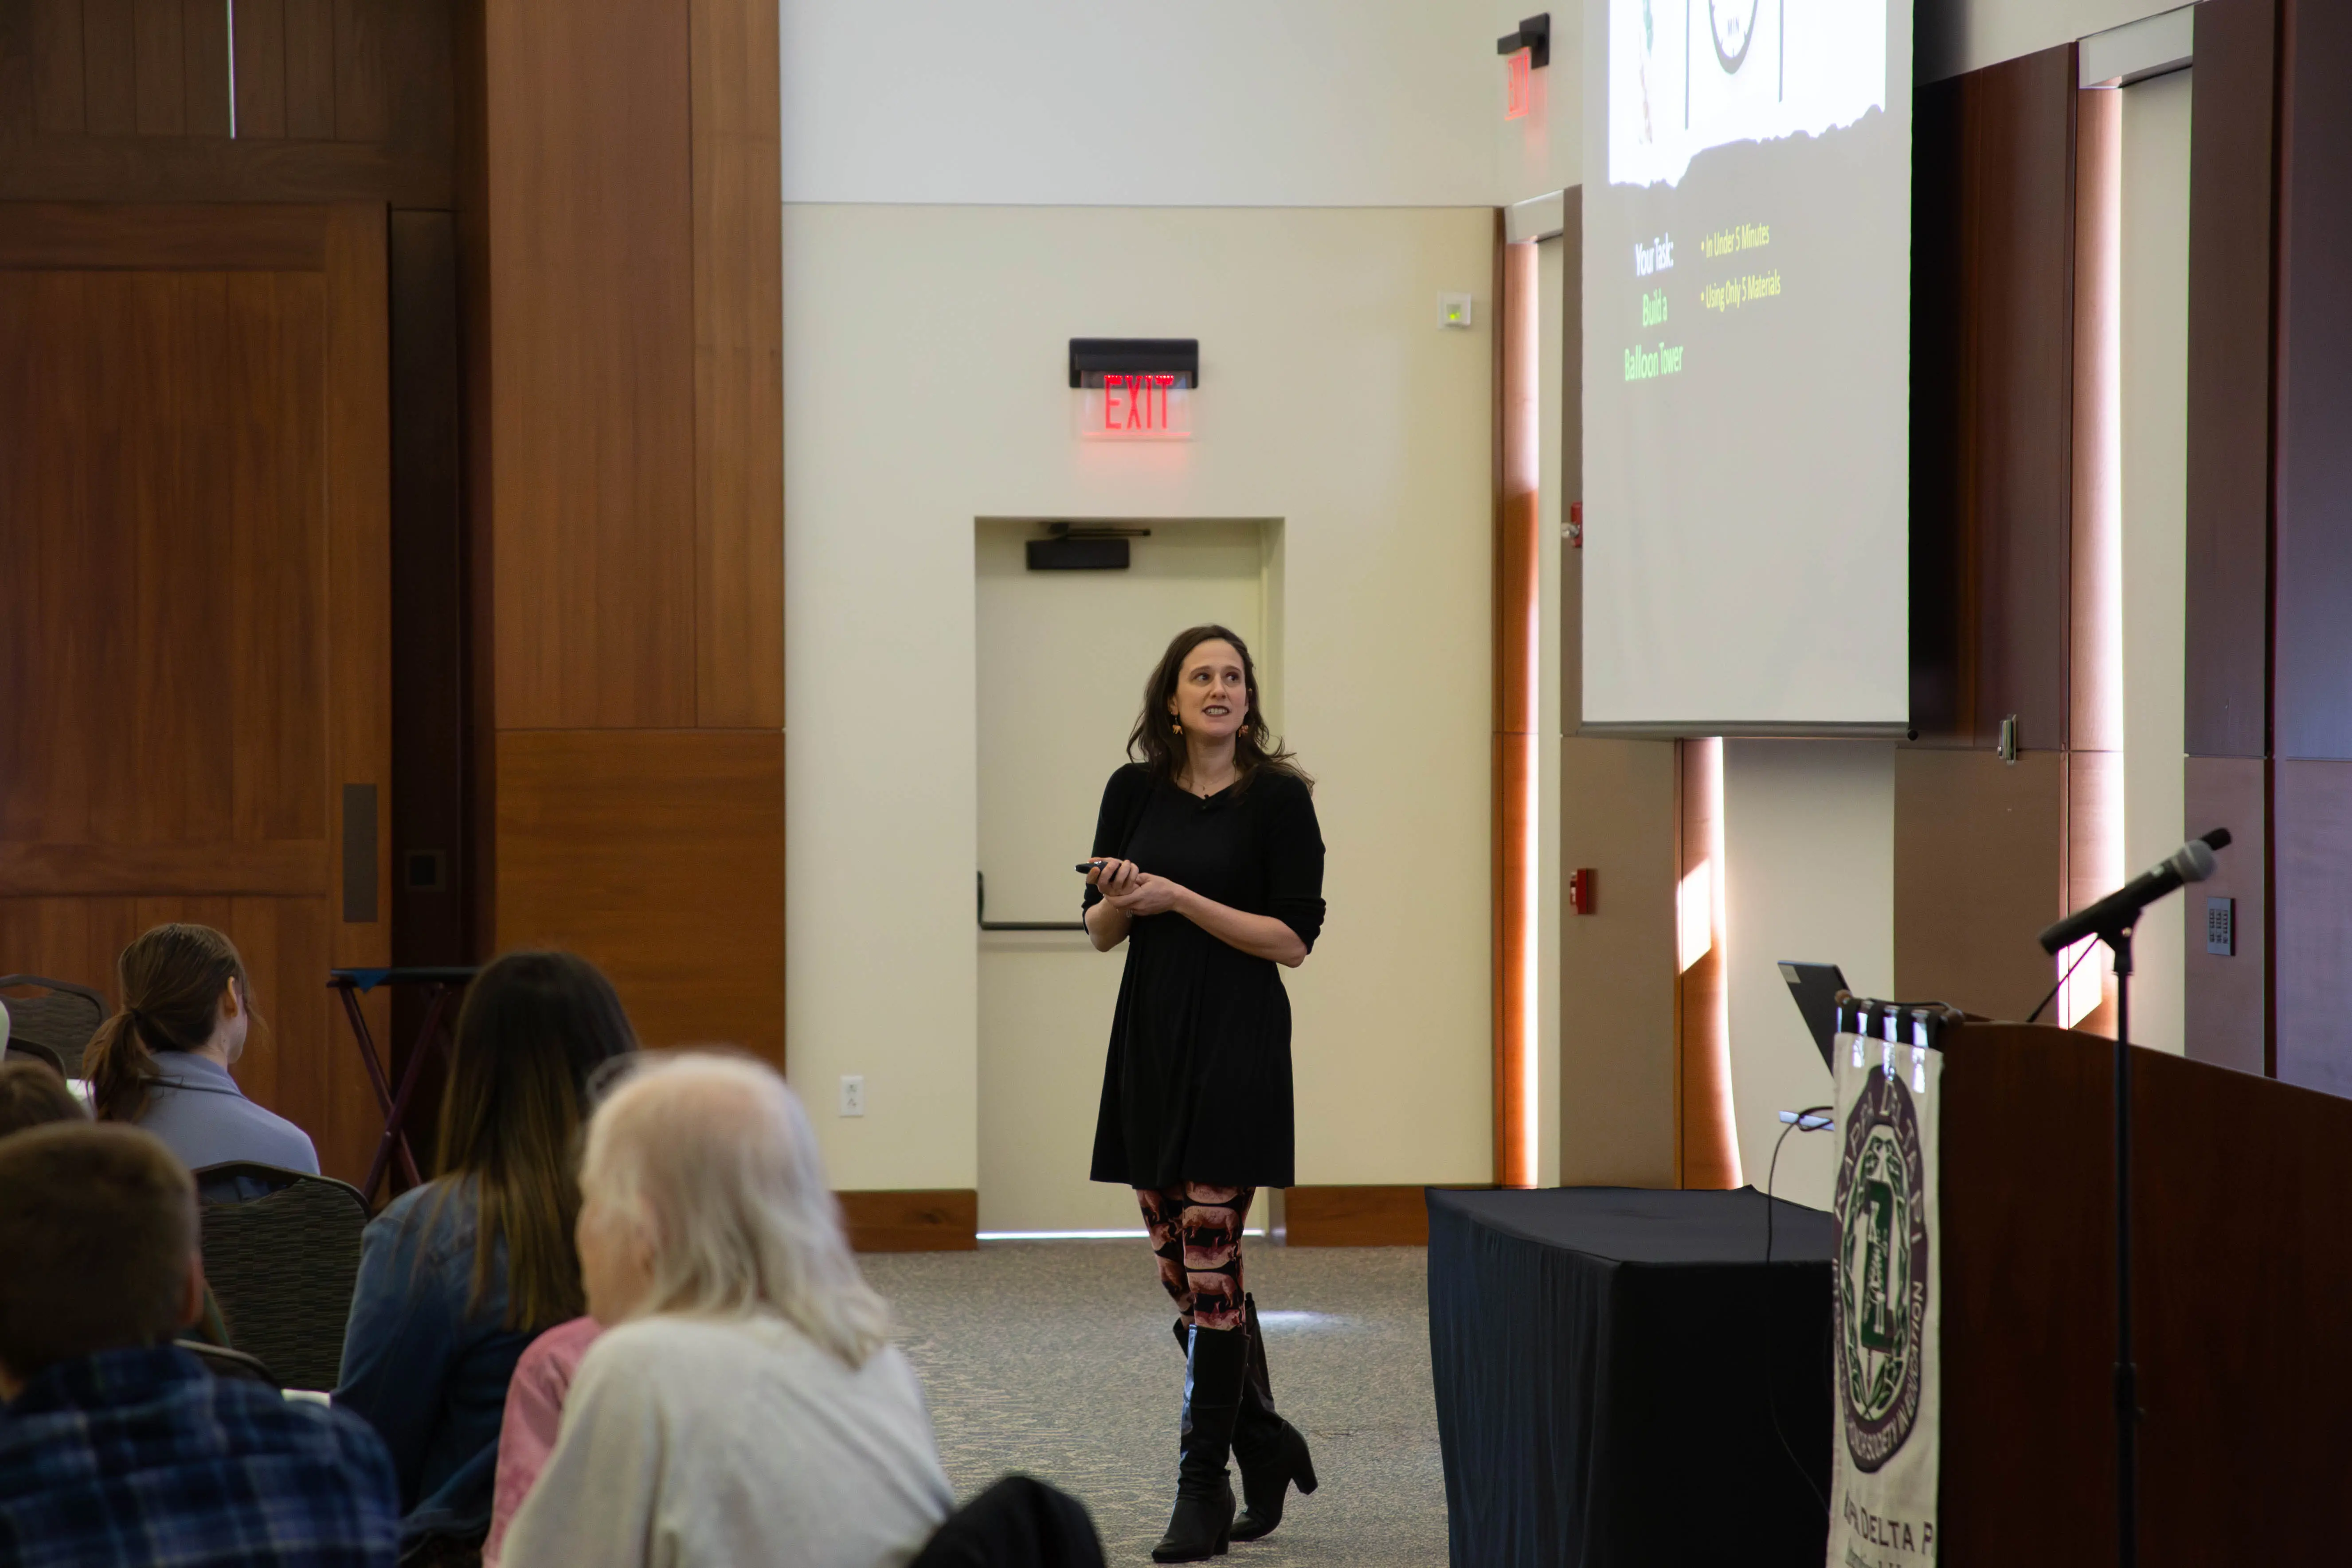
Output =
[
  {"x1": 1080, "y1": 762, "x2": 1154, "y2": 920},
  {"x1": 1088, "y1": 765, "x2": 1325, "y2": 1191},
  {"x1": 1260, "y1": 772, "x2": 1327, "y2": 953}
]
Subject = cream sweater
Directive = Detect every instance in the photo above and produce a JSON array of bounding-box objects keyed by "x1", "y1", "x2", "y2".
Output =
[{"x1": 501, "y1": 1312, "x2": 953, "y2": 1568}]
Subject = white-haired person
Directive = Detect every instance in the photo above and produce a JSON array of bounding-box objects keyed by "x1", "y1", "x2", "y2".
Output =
[{"x1": 500, "y1": 1053, "x2": 952, "y2": 1568}]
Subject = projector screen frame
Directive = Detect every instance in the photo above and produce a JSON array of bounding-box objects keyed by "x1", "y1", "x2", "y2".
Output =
[
  {"x1": 1578, "y1": 0, "x2": 1915, "y2": 733},
  {"x1": 1576, "y1": 719, "x2": 1914, "y2": 739}
]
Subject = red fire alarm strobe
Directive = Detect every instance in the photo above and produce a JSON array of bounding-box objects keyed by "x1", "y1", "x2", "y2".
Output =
[{"x1": 1569, "y1": 866, "x2": 1596, "y2": 914}]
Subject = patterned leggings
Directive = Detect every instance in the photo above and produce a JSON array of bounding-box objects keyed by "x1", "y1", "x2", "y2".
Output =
[{"x1": 1137, "y1": 1183, "x2": 1256, "y2": 1332}]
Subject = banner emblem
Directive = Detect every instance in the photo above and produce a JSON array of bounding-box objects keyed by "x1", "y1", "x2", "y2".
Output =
[{"x1": 1835, "y1": 1068, "x2": 1929, "y2": 1471}]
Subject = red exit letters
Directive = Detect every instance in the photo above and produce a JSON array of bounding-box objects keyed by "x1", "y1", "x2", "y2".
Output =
[
  {"x1": 1081, "y1": 373, "x2": 1191, "y2": 440},
  {"x1": 1103, "y1": 373, "x2": 1176, "y2": 432}
]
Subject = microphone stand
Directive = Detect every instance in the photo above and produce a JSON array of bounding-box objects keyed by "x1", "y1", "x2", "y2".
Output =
[{"x1": 2095, "y1": 920, "x2": 2139, "y2": 1568}]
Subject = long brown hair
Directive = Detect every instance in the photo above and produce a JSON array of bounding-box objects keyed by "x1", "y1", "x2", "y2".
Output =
[
  {"x1": 436, "y1": 950, "x2": 637, "y2": 1331},
  {"x1": 83, "y1": 924, "x2": 253, "y2": 1124},
  {"x1": 1126, "y1": 624, "x2": 1309, "y2": 795}
]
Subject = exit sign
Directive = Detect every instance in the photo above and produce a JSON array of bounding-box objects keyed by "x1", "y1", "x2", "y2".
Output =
[
  {"x1": 1068, "y1": 338, "x2": 1199, "y2": 443},
  {"x1": 1081, "y1": 373, "x2": 1192, "y2": 441}
]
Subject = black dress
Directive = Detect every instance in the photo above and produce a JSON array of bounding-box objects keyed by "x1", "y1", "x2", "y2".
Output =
[{"x1": 1084, "y1": 763, "x2": 1326, "y2": 1190}]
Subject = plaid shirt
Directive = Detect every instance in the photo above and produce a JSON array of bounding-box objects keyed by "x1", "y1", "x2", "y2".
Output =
[{"x1": 0, "y1": 1345, "x2": 399, "y2": 1568}]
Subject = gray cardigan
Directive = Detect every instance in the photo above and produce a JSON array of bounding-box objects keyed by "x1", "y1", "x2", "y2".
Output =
[{"x1": 138, "y1": 1051, "x2": 320, "y2": 1200}]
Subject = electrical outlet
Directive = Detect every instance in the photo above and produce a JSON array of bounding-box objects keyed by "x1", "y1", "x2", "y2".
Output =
[{"x1": 838, "y1": 1075, "x2": 865, "y2": 1117}]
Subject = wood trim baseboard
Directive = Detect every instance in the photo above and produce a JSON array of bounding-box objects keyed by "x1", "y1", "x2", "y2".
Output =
[
  {"x1": 837, "y1": 1189, "x2": 978, "y2": 1252},
  {"x1": 1279, "y1": 1184, "x2": 1495, "y2": 1248}
]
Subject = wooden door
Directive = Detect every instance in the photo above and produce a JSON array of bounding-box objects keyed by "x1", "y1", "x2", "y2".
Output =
[{"x1": 0, "y1": 203, "x2": 391, "y2": 1186}]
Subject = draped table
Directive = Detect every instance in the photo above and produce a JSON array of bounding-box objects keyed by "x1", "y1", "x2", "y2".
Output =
[{"x1": 1425, "y1": 1186, "x2": 1835, "y2": 1568}]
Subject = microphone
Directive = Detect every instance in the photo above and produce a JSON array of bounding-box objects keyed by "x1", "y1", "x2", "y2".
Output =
[{"x1": 2037, "y1": 829, "x2": 2232, "y2": 954}]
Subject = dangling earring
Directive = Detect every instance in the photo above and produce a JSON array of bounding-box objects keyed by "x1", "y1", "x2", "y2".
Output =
[{"x1": 1170, "y1": 719, "x2": 1183, "y2": 735}]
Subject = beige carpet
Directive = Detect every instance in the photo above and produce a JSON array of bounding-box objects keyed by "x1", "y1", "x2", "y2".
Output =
[{"x1": 861, "y1": 1241, "x2": 1449, "y2": 1566}]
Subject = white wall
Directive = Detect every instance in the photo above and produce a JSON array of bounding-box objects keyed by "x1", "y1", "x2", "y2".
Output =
[
  {"x1": 784, "y1": 204, "x2": 1496, "y2": 1197},
  {"x1": 1723, "y1": 741, "x2": 1897, "y2": 1210},
  {"x1": 2119, "y1": 69, "x2": 2192, "y2": 1052},
  {"x1": 779, "y1": 0, "x2": 1502, "y2": 207}
]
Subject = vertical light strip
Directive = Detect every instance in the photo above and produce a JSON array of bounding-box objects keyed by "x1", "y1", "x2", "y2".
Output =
[
  {"x1": 2065, "y1": 87, "x2": 2125, "y2": 1031},
  {"x1": 1494, "y1": 229, "x2": 1541, "y2": 1187},
  {"x1": 1705, "y1": 739, "x2": 1737, "y2": 1186},
  {"x1": 225, "y1": 0, "x2": 239, "y2": 139},
  {"x1": 1676, "y1": 737, "x2": 1739, "y2": 1187},
  {"x1": 1520, "y1": 471, "x2": 1542, "y2": 1184}
]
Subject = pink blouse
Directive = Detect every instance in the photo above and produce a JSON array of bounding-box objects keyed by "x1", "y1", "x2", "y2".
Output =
[{"x1": 483, "y1": 1315, "x2": 603, "y2": 1568}]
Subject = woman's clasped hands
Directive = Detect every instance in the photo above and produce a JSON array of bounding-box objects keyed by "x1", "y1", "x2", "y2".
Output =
[{"x1": 1088, "y1": 857, "x2": 1181, "y2": 917}]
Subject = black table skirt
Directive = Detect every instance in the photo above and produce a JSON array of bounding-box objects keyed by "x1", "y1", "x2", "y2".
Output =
[{"x1": 1427, "y1": 1187, "x2": 1835, "y2": 1568}]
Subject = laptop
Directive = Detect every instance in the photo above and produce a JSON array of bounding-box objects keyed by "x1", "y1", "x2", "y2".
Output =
[{"x1": 1777, "y1": 961, "x2": 1848, "y2": 1073}]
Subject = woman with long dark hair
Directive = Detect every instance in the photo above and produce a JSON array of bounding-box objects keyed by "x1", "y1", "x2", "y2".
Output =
[
  {"x1": 82, "y1": 923, "x2": 318, "y2": 1200},
  {"x1": 1082, "y1": 624, "x2": 1326, "y2": 1562},
  {"x1": 336, "y1": 950, "x2": 636, "y2": 1562}
]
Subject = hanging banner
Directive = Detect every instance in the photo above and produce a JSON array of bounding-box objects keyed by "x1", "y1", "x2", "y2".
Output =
[{"x1": 1827, "y1": 1023, "x2": 1941, "y2": 1567}]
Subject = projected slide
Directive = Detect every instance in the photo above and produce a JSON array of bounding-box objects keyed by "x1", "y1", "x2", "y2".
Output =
[
  {"x1": 1581, "y1": 0, "x2": 1912, "y2": 730},
  {"x1": 1610, "y1": 0, "x2": 1887, "y2": 188}
]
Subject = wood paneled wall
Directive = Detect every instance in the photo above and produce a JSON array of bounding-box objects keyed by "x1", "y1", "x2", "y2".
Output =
[
  {"x1": 1909, "y1": 48, "x2": 2079, "y2": 756},
  {"x1": 1492, "y1": 227, "x2": 1537, "y2": 1187},
  {"x1": 1898, "y1": 47, "x2": 2085, "y2": 1020},
  {"x1": 0, "y1": 8, "x2": 461, "y2": 1182},
  {"x1": 2184, "y1": 0, "x2": 2276, "y2": 766},
  {"x1": 0, "y1": 202, "x2": 392, "y2": 1183},
  {"x1": 469, "y1": 0, "x2": 783, "y2": 1065},
  {"x1": 2182, "y1": 0, "x2": 2352, "y2": 1086},
  {"x1": 2264, "y1": 0, "x2": 2352, "y2": 1093},
  {"x1": 0, "y1": 0, "x2": 451, "y2": 204}
]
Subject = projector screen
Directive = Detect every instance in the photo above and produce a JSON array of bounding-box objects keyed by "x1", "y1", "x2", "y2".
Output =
[{"x1": 1581, "y1": 0, "x2": 1913, "y2": 731}]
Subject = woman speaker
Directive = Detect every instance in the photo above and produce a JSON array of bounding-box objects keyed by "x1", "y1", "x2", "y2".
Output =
[{"x1": 1081, "y1": 624, "x2": 1326, "y2": 1563}]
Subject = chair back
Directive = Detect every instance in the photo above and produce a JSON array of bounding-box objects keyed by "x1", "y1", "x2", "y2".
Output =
[
  {"x1": 194, "y1": 1162, "x2": 370, "y2": 1392},
  {"x1": 175, "y1": 1338, "x2": 280, "y2": 1388},
  {"x1": 3, "y1": 1040, "x2": 70, "y2": 1079},
  {"x1": 0, "y1": 977, "x2": 107, "y2": 1079},
  {"x1": 909, "y1": 1475, "x2": 1106, "y2": 1568}
]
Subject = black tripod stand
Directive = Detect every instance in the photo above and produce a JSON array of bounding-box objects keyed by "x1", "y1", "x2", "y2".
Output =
[
  {"x1": 2037, "y1": 827, "x2": 2230, "y2": 1568},
  {"x1": 2094, "y1": 922, "x2": 2141, "y2": 1568}
]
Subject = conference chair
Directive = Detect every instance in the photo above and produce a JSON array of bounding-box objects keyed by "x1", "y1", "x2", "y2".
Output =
[
  {"x1": 2, "y1": 1039, "x2": 70, "y2": 1079},
  {"x1": 192, "y1": 1161, "x2": 370, "y2": 1392},
  {"x1": 0, "y1": 975, "x2": 107, "y2": 1079},
  {"x1": 175, "y1": 1338, "x2": 281, "y2": 1389},
  {"x1": 909, "y1": 1475, "x2": 1106, "y2": 1568}
]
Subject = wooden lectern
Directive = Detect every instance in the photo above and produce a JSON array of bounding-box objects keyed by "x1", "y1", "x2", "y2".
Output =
[{"x1": 1934, "y1": 1022, "x2": 2352, "y2": 1564}]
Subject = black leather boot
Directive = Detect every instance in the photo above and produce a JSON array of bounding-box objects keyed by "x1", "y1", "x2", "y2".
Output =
[
  {"x1": 1229, "y1": 1294, "x2": 1318, "y2": 1541},
  {"x1": 1170, "y1": 1298, "x2": 1319, "y2": 1543},
  {"x1": 1152, "y1": 1324, "x2": 1245, "y2": 1563}
]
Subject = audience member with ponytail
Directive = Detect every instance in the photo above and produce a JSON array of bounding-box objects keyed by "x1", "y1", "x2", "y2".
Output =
[
  {"x1": 335, "y1": 950, "x2": 637, "y2": 1562},
  {"x1": 85, "y1": 923, "x2": 318, "y2": 1202}
]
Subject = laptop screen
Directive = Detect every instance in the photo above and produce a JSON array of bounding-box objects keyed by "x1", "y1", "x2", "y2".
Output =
[{"x1": 1777, "y1": 961, "x2": 1849, "y2": 1074}]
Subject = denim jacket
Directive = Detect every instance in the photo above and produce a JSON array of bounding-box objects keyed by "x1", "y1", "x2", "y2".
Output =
[{"x1": 334, "y1": 1177, "x2": 538, "y2": 1545}]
